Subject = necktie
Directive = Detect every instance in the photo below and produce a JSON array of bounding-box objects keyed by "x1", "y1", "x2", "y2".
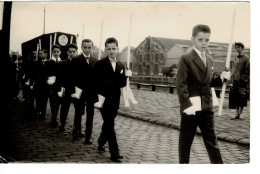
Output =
[{"x1": 201, "y1": 52, "x2": 207, "y2": 66}]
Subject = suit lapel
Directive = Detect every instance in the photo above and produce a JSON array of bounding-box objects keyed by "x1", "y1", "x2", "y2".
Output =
[
  {"x1": 104, "y1": 57, "x2": 115, "y2": 73},
  {"x1": 115, "y1": 61, "x2": 121, "y2": 73},
  {"x1": 192, "y1": 50, "x2": 207, "y2": 74}
]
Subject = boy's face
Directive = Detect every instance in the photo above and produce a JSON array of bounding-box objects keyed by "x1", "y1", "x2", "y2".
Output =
[
  {"x1": 192, "y1": 31, "x2": 210, "y2": 52},
  {"x1": 235, "y1": 46, "x2": 244, "y2": 55},
  {"x1": 52, "y1": 48, "x2": 61, "y2": 58},
  {"x1": 39, "y1": 51, "x2": 47, "y2": 59},
  {"x1": 81, "y1": 42, "x2": 92, "y2": 56},
  {"x1": 67, "y1": 48, "x2": 77, "y2": 58},
  {"x1": 105, "y1": 43, "x2": 118, "y2": 59}
]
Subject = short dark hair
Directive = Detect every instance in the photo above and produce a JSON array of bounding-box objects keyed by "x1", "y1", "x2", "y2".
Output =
[
  {"x1": 235, "y1": 42, "x2": 245, "y2": 49},
  {"x1": 82, "y1": 39, "x2": 93, "y2": 46},
  {"x1": 66, "y1": 43, "x2": 78, "y2": 51},
  {"x1": 192, "y1": 24, "x2": 211, "y2": 37},
  {"x1": 105, "y1": 37, "x2": 118, "y2": 47},
  {"x1": 52, "y1": 44, "x2": 61, "y2": 51},
  {"x1": 39, "y1": 49, "x2": 48, "y2": 54}
]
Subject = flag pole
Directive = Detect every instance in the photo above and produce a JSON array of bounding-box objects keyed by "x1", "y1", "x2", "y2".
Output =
[
  {"x1": 125, "y1": 14, "x2": 132, "y2": 107},
  {"x1": 50, "y1": 35, "x2": 52, "y2": 59},
  {"x1": 98, "y1": 20, "x2": 103, "y2": 60},
  {"x1": 218, "y1": 9, "x2": 236, "y2": 116}
]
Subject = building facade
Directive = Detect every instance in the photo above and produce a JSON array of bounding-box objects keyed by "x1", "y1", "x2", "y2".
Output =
[{"x1": 132, "y1": 36, "x2": 245, "y2": 76}]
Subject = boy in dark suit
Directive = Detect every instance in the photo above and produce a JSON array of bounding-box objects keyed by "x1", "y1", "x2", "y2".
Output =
[
  {"x1": 35, "y1": 48, "x2": 49, "y2": 120},
  {"x1": 176, "y1": 24, "x2": 229, "y2": 164},
  {"x1": 58, "y1": 43, "x2": 78, "y2": 132},
  {"x1": 44, "y1": 44, "x2": 62, "y2": 127},
  {"x1": 94, "y1": 37, "x2": 132, "y2": 162},
  {"x1": 70, "y1": 39, "x2": 97, "y2": 142}
]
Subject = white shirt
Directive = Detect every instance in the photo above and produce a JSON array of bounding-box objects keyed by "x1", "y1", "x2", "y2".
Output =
[
  {"x1": 109, "y1": 57, "x2": 117, "y2": 72},
  {"x1": 193, "y1": 47, "x2": 206, "y2": 66},
  {"x1": 51, "y1": 56, "x2": 61, "y2": 62},
  {"x1": 83, "y1": 53, "x2": 90, "y2": 64}
]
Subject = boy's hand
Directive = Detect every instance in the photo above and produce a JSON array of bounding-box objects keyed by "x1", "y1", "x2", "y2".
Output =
[
  {"x1": 183, "y1": 106, "x2": 196, "y2": 115},
  {"x1": 94, "y1": 102, "x2": 102, "y2": 108},
  {"x1": 125, "y1": 70, "x2": 132, "y2": 77},
  {"x1": 30, "y1": 85, "x2": 34, "y2": 90}
]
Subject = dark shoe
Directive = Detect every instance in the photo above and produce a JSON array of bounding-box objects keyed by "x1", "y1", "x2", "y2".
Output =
[
  {"x1": 83, "y1": 139, "x2": 93, "y2": 145},
  {"x1": 98, "y1": 144, "x2": 105, "y2": 152},
  {"x1": 72, "y1": 131, "x2": 84, "y2": 140},
  {"x1": 50, "y1": 121, "x2": 58, "y2": 127},
  {"x1": 110, "y1": 154, "x2": 123, "y2": 162},
  {"x1": 58, "y1": 125, "x2": 65, "y2": 132},
  {"x1": 231, "y1": 115, "x2": 240, "y2": 120},
  {"x1": 78, "y1": 132, "x2": 84, "y2": 138}
]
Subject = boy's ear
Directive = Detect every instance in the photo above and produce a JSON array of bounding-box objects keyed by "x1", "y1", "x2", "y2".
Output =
[{"x1": 191, "y1": 36, "x2": 195, "y2": 43}]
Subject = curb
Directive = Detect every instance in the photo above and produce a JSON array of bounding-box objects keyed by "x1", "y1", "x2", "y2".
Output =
[{"x1": 117, "y1": 110, "x2": 250, "y2": 146}]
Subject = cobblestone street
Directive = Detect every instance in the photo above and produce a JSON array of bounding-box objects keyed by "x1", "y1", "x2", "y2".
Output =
[{"x1": 8, "y1": 92, "x2": 249, "y2": 164}]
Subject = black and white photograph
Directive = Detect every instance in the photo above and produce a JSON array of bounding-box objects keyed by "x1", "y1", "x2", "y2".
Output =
[{"x1": 0, "y1": 0, "x2": 257, "y2": 173}]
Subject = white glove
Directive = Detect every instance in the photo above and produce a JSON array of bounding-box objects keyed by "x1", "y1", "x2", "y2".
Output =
[
  {"x1": 25, "y1": 80, "x2": 30, "y2": 86},
  {"x1": 94, "y1": 94, "x2": 105, "y2": 108},
  {"x1": 58, "y1": 92, "x2": 63, "y2": 97},
  {"x1": 47, "y1": 76, "x2": 56, "y2": 85},
  {"x1": 125, "y1": 70, "x2": 132, "y2": 77},
  {"x1": 183, "y1": 106, "x2": 197, "y2": 115},
  {"x1": 30, "y1": 86, "x2": 34, "y2": 90},
  {"x1": 58, "y1": 87, "x2": 65, "y2": 97},
  {"x1": 220, "y1": 71, "x2": 231, "y2": 81},
  {"x1": 71, "y1": 86, "x2": 82, "y2": 99}
]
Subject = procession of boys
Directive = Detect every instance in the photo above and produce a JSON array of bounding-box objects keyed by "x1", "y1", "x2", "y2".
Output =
[{"x1": 10, "y1": 23, "x2": 249, "y2": 164}]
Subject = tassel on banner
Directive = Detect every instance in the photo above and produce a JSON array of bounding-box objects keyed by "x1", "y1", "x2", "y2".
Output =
[{"x1": 121, "y1": 85, "x2": 138, "y2": 106}]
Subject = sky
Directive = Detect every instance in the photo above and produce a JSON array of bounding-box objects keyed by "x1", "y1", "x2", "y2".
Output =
[{"x1": 9, "y1": 1, "x2": 250, "y2": 54}]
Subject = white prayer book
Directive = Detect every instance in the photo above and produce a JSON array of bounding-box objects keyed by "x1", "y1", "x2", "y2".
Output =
[{"x1": 189, "y1": 96, "x2": 202, "y2": 112}]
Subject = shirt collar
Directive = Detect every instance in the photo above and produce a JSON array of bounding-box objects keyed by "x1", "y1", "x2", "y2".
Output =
[
  {"x1": 108, "y1": 57, "x2": 117, "y2": 62},
  {"x1": 83, "y1": 53, "x2": 91, "y2": 58},
  {"x1": 51, "y1": 56, "x2": 61, "y2": 62},
  {"x1": 193, "y1": 47, "x2": 205, "y2": 59}
]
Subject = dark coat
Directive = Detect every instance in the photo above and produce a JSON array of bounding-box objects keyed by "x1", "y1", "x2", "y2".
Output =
[
  {"x1": 176, "y1": 49, "x2": 214, "y2": 112},
  {"x1": 72, "y1": 54, "x2": 97, "y2": 103},
  {"x1": 94, "y1": 57, "x2": 127, "y2": 110}
]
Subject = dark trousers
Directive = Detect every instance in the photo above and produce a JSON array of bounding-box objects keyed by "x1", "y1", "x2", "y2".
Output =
[
  {"x1": 36, "y1": 85, "x2": 48, "y2": 117},
  {"x1": 179, "y1": 110, "x2": 223, "y2": 164},
  {"x1": 27, "y1": 87, "x2": 36, "y2": 119},
  {"x1": 48, "y1": 85, "x2": 60, "y2": 123},
  {"x1": 73, "y1": 98, "x2": 94, "y2": 139},
  {"x1": 98, "y1": 108, "x2": 119, "y2": 155},
  {"x1": 59, "y1": 93, "x2": 72, "y2": 128}
]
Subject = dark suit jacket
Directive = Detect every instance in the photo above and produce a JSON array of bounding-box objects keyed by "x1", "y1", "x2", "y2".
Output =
[
  {"x1": 176, "y1": 49, "x2": 214, "y2": 112},
  {"x1": 59, "y1": 58, "x2": 75, "y2": 95},
  {"x1": 95, "y1": 57, "x2": 127, "y2": 110},
  {"x1": 43, "y1": 59, "x2": 62, "y2": 92},
  {"x1": 73, "y1": 54, "x2": 97, "y2": 102}
]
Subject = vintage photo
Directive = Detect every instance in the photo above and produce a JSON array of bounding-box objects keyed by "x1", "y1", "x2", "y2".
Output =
[{"x1": 0, "y1": 1, "x2": 250, "y2": 167}]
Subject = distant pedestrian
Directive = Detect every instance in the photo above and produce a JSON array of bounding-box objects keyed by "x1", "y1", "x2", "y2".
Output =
[
  {"x1": 176, "y1": 24, "x2": 230, "y2": 164},
  {"x1": 211, "y1": 73, "x2": 222, "y2": 98},
  {"x1": 229, "y1": 42, "x2": 250, "y2": 119}
]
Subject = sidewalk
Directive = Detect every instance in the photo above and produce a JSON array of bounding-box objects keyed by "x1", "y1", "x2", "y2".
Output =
[{"x1": 118, "y1": 86, "x2": 250, "y2": 145}]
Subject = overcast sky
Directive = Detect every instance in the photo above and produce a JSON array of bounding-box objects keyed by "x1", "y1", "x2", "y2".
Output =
[{"x1": 10, "y1": 1, "x2": 250, "y2": 54}]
